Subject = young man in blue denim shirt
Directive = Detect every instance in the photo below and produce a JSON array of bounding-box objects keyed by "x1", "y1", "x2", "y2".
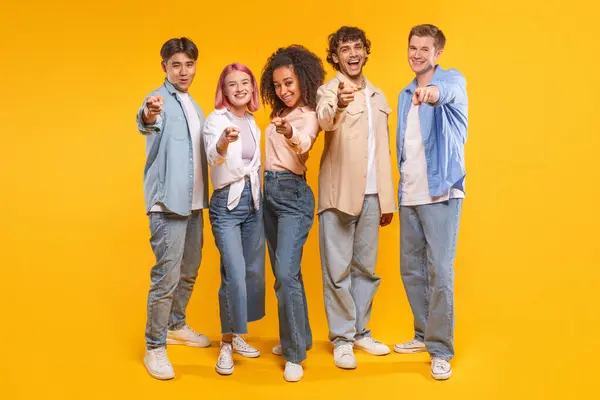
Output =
[
  {"x1": 136, "y1": 37, "x2": 210, "y2": 380},
  {"x1": 393, "y1": 25, "x2": 468, "y2": 381}
]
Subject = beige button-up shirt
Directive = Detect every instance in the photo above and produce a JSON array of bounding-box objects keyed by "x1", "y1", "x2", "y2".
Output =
[{"x1": 316, "y1": 72, "x2": 396, "y2": 216}]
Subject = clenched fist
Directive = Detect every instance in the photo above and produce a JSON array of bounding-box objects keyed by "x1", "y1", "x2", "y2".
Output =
[
  {"x1": 142, "y1": 95, "x2": 164, "y2": 124},
  {"x1": 412, "y1": 86, "x2": 440, "y2": 106},
  {"x1": 380, "y1": 213, "x2": 393, "y2": 227}
]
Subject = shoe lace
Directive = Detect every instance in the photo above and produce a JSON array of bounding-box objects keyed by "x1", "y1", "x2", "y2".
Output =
[
  {"x1": 286, "y1": 361, "x2": 301, "y2": 370},
  {"x1": 182, "y1": 325, "x2": 196, "y2": 334},
  {"x1": 155, "y1": 349, "x2": 169, "y2": 368},
  {"x1": 362, "y1": 337, "x2": 381, "y2": 346},
  {"x1": 432, "y1": 358, "x2": 449, "y2": 371},
  {"x1": 234, "y1": 335, "x2": 252, "y2": 350},
  {"x1": 339, "y1": 343, "x2": 353, "y2": 356},
  {"x1": 219, "y1": 344, "x2": 233, "y2": 364}
]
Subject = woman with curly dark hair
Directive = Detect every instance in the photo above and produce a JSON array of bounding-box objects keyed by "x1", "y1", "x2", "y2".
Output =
[{"x1": 259, "y1": 45, "x2": 325, "y2": 382}]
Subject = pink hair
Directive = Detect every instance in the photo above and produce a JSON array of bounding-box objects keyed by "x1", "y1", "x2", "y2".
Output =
[{"x1": 214, "y1": 63, "x2": 260, "y2": 112}]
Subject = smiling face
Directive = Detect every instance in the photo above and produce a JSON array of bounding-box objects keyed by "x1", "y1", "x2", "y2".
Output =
[
  {"x1": 332, "y1": 39, "x2": 367, "y2": 80},
  {"x1": 408, "y1": 35, "x2": 443, "y2": 76},
  {"x1": 223, "y1": 70, "x2": 253, "y2": 110},
  {"x1": 162, "y1": 52, "x2": 196, "y2": 92},
  {"x1": 273, "y1": 65, "x2": 304, "y2": 109}
]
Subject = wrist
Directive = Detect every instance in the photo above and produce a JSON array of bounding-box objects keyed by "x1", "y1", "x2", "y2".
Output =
[
  {"x1": 143, "y1": 110, "x2": 157, "y2": 124},
  {"x1": 217, "y1": 137, "x2": 228, "y2": 151}
]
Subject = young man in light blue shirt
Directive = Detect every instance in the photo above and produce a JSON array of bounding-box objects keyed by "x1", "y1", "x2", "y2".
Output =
[
  {"x1": 136, "y1": 37, "x2": 210, "y2": 380},
  {"x1": 393, "y1": 24, "x2": 468, "y2": 381}
]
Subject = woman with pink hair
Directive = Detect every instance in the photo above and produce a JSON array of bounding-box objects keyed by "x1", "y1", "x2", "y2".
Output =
[{"x1": 202, "y1": 63, "x2": 265, "y2": 376}]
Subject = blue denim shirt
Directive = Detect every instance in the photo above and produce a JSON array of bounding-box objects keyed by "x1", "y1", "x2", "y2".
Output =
[
  {"x1": 136, "y1": 79, "x2": 209, "y2": 215},
  {"x1": 396, "y1": 66, "x2": 468, "y2": 202}
]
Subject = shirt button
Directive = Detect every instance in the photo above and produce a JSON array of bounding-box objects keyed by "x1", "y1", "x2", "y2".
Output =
[{"x1": 189, "y1": 175, "x2": 193, "y2": 178}]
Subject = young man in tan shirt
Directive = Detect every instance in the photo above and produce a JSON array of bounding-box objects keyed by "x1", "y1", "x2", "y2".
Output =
[{"x1": 316, "y1": 26, "x2": 396, "y2": 370}]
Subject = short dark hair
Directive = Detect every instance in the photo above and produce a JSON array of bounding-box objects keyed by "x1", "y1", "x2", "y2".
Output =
[
  {"x1": 408, "y1": 24, "x2": 446, "y2": 51},
  {"x1": 326, "y1": 26, "x2": 371, "y2": 71},
  {"x1": 160, "y1": 37, "x2": 198, "y2": 62},
  {"x1": 260, "y1": 45, "x2": 325, "y2": 117}
]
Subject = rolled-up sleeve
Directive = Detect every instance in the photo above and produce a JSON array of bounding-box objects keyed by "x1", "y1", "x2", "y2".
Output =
[
  {"x1": 316, "y1": 83, "x2": 346, "y2": 132},
  {"x1": 284, "y1": 112, "x2": 320, "y2": 154},
  {"x1": 202, "y1": 115, "x2": 227, "y2": 166},
  {"x1": 136, "y1": 96, "x2": 164, "y2": 135}
]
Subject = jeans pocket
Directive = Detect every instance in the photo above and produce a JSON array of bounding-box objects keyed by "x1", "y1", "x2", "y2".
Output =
[
  {"x1": 273, "y1": 177, "x2": 299, "y2": 202},
  {"x1": 211, "y1": 186, "x2": 230, "y2": 208},
  {"x1": 276, "y1": 176, "x2": 298, "y2": 192}
]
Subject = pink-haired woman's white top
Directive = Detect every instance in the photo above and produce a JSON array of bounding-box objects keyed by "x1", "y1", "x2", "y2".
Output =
[{"x1": 203, "y1": 108, "x2": 262, "y2": 210}]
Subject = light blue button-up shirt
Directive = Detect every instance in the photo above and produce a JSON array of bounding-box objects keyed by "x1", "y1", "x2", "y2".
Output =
[
  {"x1": 136, "y1": 79, "x2": 209, "y2": 215},
  {"x1": 396, "y1": 65, "x2": 468, "y2": 202}
]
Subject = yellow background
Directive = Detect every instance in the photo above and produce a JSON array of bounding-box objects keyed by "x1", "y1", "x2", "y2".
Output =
[{"x1": 1, "y1": 0, "x2": 599, "y2": 398}]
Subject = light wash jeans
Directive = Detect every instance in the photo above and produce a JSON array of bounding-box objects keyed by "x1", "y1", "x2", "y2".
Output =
[
  {"x1": 145, "y1": 210, "x2": 203, "y2": 349},
  {"x1": 319, "y1": 195, "x2": 381, "y2": 346},
  {"x1": 264, "y1": 171, "x2": 314, "y2": 363},
  {"x1": 209, "y1": 180, "x2": 265, "y2": 334},
  {"x1": 400, "y1": 199, "x2": 462, "y2": 360}
]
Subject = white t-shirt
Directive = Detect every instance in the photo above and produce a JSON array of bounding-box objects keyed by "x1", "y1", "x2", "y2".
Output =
[
  {"x1": 364, "y1": 87, "x2": 378, "y2": 195},
  {"x1": 400, "y1": 103, "x2": 464, "y2": 206},
  {"x1": 150, "y1": 91, "x2": 204, "y2": 212}
]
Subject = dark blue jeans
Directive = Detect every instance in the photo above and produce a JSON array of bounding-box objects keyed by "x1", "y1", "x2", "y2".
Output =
[{"x1": 264, "y1": 171, "x2": 314, "y2": 363}]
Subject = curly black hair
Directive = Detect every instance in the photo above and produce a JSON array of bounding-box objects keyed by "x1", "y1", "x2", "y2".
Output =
[
  {"x1": 326, "y1": 26, "x2": 371, "y2": 71},
  {"x1": 260, "y1": 45, "x2": 325, "y2": 118}
]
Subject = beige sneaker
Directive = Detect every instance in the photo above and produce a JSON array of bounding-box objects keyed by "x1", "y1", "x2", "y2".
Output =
[
  {"x1": 167, "y1": 324, "x2": 211, "y2": 347},
  {"x1": 394, "y1": 339, "x2": 427, "y2": 354},
  {"x1": 232, "y1": 335, "x2": 260, "y2": 358},
  {"x1": 284, "y1": 361, "x2": 303, "y2": 382},
  {"x1": 333, "y1": 343, "x2": 357, "y2": 369},
  {"x1": 144, "y1": 348, "x2": 174, "y2": 380},
  {"x1": 354, "y1": 337, "x2": 390, "y2": 355},
  {"x1": 431, "y1": 357, "x2": 452, "y2": 380},
  {"x1": 216, "y1": 342, "x2": 234, "y2": 375}
]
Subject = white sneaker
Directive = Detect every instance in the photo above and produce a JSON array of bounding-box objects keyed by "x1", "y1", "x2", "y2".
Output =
[
  {"x1": 354, "y1": 337, "x2": 391, "y2": 355},
  {"x1": 216, "y1": 342, "x2": 234, "y2": 375},
  {"x1": 144, "y1": 348, "x2": 175, "y2": 380},
  {"x1": 333, "y1": 343, "x2": 357, "y2": 369},
  {"x1": 394, "y1": 339, "x2": 427, "y2": 354},
  {"x1": 232, "y1": 335, "x2": 260, "y2": 358},
  {"x1": 283, "y1": 361, "x2": 303, "y2": 382},
  {"x1": 167, "y1": 325, "x2": 211, "y2": 348},
  {"x1": 431, "y1": 357, "x2": 452, "y2": 380}
]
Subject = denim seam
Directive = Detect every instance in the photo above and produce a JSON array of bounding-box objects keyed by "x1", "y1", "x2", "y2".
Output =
[{"x1": 147, "y1": 213, "x2": 168, "y2": 349}]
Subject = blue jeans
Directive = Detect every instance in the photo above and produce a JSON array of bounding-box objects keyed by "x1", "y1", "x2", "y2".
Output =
[
  {"x1": 400, "y1": 199, "x2": 462, "y2": 360},
  {"x1": 319, "y1": 195, "x2": 382, "y2": 346},
  {"x1": 145, "y1": 210, "x2": 204, "y2": 350},
  {"x1": 209, "y1": 181, "x2": 265, "y2": 334},
  {"x1": 264, "y1": 171, "x2": 314, "y2": 363}
]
